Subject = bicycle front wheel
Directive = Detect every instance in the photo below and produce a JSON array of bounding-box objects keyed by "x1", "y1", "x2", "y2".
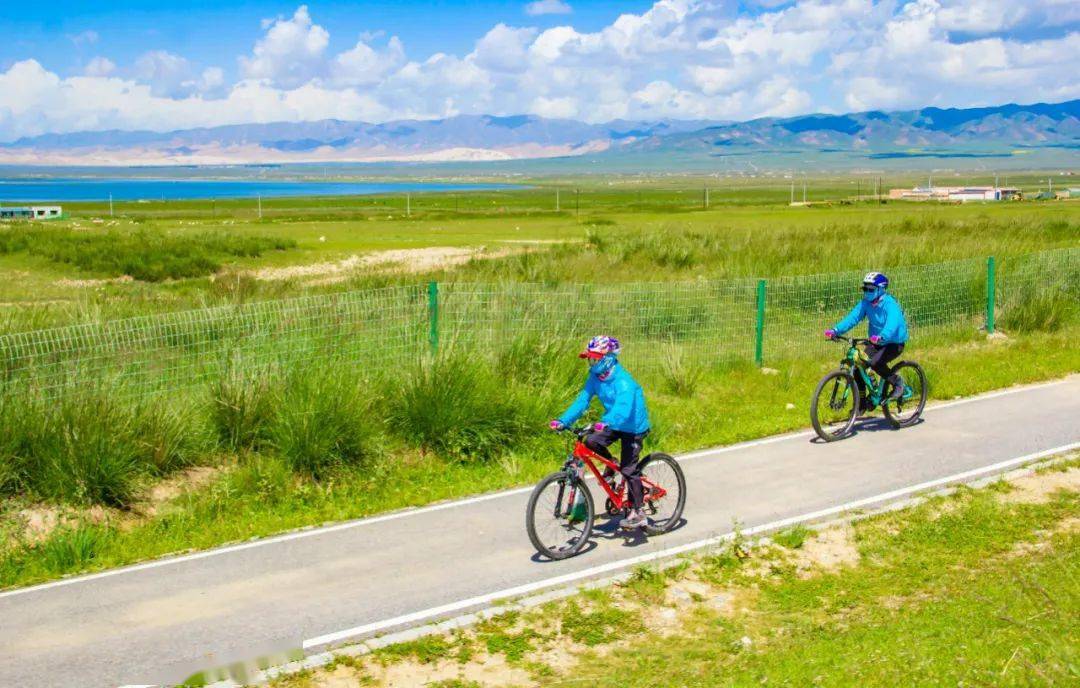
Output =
[
  {"x1": 526, "y1": 471, "x2": 594, "y2": 560},
  {"x1": 640, "y1": 453, "x2": 686, "y2": 535},
  {"x1": 883, "y1": 361, "x2": 927, "y2": 428},
  {"x1": 811, "y1": 369, "x2": 859, "y2": 441}
]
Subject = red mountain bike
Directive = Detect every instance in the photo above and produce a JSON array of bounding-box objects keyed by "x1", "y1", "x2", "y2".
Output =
[{"x1": 525, "y1": 425, "x2": 686, "y2": 560}]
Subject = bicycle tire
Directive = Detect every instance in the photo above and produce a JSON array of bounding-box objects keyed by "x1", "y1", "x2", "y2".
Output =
[
  {"x1": 640, "y1": 453, "x2": 686, "y2": 536},
  {"x1": 811, "y1": 369, "x2": 860, "y2": 442},
  {"x1": 883, "y1": 361, "x2": 928, "y2": 428},
  {"x1": 526, "y1": 471, "x2": 594, "y2": 560}
]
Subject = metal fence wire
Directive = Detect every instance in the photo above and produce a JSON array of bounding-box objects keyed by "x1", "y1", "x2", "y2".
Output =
[{"x1": 0, "y1": 248, "x2": 1076, "y2": 402}]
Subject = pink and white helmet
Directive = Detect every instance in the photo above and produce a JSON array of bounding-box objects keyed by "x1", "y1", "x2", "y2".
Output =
[{"x1": 579, "y1": 335, "x2": 621, "y2": 360}]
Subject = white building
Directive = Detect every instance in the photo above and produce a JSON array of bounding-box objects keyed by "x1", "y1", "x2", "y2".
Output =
[{"x1": 0, "y1": 205, "x2": 63, "y2": 220}]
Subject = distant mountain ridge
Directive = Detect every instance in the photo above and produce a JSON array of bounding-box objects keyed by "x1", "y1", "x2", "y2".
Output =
[{"x1": 1, "y1": 100, "x2": 1076, "y2": 167}]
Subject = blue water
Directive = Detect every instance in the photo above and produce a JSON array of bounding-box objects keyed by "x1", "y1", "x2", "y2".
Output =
[{"x1": 0, "y1": 178, "x2": 518, "y2": 202}]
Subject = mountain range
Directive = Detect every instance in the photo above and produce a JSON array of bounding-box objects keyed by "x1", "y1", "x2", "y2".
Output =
[{"x1": 1, "y1": 100, "x2": 1076, "y2": 168}]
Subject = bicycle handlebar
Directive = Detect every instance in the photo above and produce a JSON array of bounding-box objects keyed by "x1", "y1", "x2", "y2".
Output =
[{"x1": 828, "y1": 335, "x2": 873, "y2": 345}]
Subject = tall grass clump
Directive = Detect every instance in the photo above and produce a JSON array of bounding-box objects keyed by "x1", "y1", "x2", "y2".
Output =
[
  {"x1": 41, "y1": 524, "x2": 113, "y2": 574},
  {"x1": 269, "y1": 366, "x2": 381, "y2": 478},
  {"x1": 389, "y1": 352, "x2": 539, "y2": 460},
  {"x1": 660, "y1": 341, "x2": 702, "y2": 397},
  {"x1": 999, "y1": 285, "x2": 1078, "y2": 333},
  {"x1": 210, "y1": 364, "x2": 278, "y2": 451},
  {"x1": 24, "y1": 392, "x2": 145, "y2": 507},
  {"x1": 134, "y1": 398, "x2": 214, "y2": 475}
]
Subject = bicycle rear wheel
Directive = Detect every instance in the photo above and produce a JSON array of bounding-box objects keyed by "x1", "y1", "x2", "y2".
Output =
[
  {"x1": 883, "y1": 361, "x2": 927, "y2": 428},
  {"x1": 640, "y1": 453, "x2": 686, "y2": 535},
  {"x1": 526, "y1": 471, "x2": 594, "y2": 560},
  {"x1": 811, "y1": 369, "x2": 859, "y2": 441}
]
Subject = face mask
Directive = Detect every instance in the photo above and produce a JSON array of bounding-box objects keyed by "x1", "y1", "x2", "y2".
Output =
[
  {"x1": 862, "y1": 286, "x2": 883, "y2": 303},
  {"x1": 589, "y1": 354, "x2": 617, "y2": 380}
]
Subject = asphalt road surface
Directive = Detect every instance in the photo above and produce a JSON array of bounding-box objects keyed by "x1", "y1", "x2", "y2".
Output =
[{"x1": 1, "y1": 377, "x2": 1077, "y2": 687}]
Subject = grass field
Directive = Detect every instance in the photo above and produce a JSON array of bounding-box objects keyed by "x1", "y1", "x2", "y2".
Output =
[
  {"x1": 262, "y1": 455, "x2": 1080, "y2": 688},
  {"x1": 0, "y1": 173, "x2": 1077, "y2": 589}
]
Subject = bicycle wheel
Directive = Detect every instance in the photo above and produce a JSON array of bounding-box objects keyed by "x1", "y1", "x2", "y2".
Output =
[
  {"x1": 640, "y1": 453, "x2": 686, "y2": 535},
  {"x1": 810, "y1": 369, "x2": 860, "y2": 442},
  {"x1": 526, "y1": 471, "x2": 594, "y2": 560},
  {"x1": 883, "y1": 361, "x2": 927, "y2": 428}
]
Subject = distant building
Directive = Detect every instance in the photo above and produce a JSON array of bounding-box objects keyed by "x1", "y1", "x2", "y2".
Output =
[
  {"x1": 0, "y1": 205, "x2": 63, "y2": 220},
  {"x1": 888, "y1": 186, "x2": 1020, "y2": 202}
]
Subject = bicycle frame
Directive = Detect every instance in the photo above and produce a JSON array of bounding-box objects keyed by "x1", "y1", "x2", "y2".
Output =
[{"x1": 562, "y1": 435, "x2": 667, "y2": 513}]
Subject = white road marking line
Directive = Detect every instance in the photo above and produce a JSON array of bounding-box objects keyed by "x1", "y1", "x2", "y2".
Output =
[
  {"x1": 0, "y1": 377, "x2": 1072, "y2": 601},
  {"x1": 302, "y1": 439, "x2": 1080, "y2": 650}
]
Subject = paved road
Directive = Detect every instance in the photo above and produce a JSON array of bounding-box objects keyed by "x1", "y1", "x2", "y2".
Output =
[{"x1": 2, "y1": 378, "x2": 1078, "y2": 687}]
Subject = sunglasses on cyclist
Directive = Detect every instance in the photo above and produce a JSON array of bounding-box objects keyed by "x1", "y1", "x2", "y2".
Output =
[{"x1": 862, "y1": 285, "x2": 876, "y2": 293}]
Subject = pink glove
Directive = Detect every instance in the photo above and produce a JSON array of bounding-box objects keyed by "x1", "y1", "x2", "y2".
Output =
[
  {"x1": 869, "y1": 335, "x2": 881, "y2": 344},
  {"x1": 549, "y1": 420, "x2": 564, "y2": 431},
  {"x1": 824, "y1": 329, "x2": 836, "y2": 339},
  {"x1": 593, "y1": 422, "x2": 607, "y2": 433}
]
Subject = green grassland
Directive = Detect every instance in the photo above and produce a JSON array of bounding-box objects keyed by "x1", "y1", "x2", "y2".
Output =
[{"x1": 0, "y1": 173, "x2": 1077, "y2": 589}]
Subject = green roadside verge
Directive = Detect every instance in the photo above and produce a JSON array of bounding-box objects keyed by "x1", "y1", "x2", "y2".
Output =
[
  {"x1": 1, "y1": 326, "x2": 1078, "y2": 591},
  {"x1": 267, "y1": 455, "x2": 1080, "y2": 688}
]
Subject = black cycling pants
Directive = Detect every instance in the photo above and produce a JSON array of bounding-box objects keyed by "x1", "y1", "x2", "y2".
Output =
[
  {"x1": 585, "y1": 429, "x2": 649, "y2": 510},
  {"x1": 856, "y1": 343, "x2": 905, "y2": 403}
]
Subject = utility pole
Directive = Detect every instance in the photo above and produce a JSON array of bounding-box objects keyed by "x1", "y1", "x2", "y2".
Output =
[
  {"x1": 857, "y1": 179, "x2": 861, "y2": 201},
  {"x1": 109, "y1": 193, "x2": 113, "y2": 218},
  {"x1": 575, "y1": 188, "x2": 580, "y2": 216},
  {"x1": 257, "y1": 194, "x2": 262, "y2": 219},
  {"x1": 802, "y1": 179, "x2": 807, "y2": 203},
  {"x1": 406, "y1": 193, "x2": 411, "y2": 217},
  {"x1": 790, "y1": 181, "x2": 794, "y2": 204},
  {"x1": 703, "y1": 185, "x2": 709, "y2": 209},
  {"x1": 556, "y1": 188, "x2": 560, "y2": 212}
]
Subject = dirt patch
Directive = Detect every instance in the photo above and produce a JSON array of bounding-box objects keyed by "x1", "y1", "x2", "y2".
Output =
[
  {"x1": 789, "y1": 525, "x2": 860, "y2": 576},
  {"x1": 55, "y1": 275, "x2": 134, "y2": 288},
  {"x1": 15, "y1": 504, "x2": 112, "y2": 544},
  {"x1": 999, "y1": 466, "x2": 1080, "y2": 504},
  {"x1": 139, "y1": 465, "x2": 222, "y2": 517},
  {"x1": 252, "y1": 246, "x2": 518, "y2": 283},
  {"x1": 360, "y1": 652, "x2": 532, "y2": 688}
]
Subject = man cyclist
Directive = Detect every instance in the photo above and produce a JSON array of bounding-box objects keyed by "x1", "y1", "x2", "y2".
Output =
[
  {"x1": 549, "y1": 335, "x2": 652, "y2": 530},
  {"x1": 825, "y1": 272, "x2": 909, "y2": 407}
]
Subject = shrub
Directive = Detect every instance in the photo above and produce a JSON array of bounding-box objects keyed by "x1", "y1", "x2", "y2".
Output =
[
  {"x1": 269, "y1": 367, "x2": 380, "y2": 478},
  {"x1": 0, "y1": 226, "x2": 295, "y2": 282},
  {"x1": 389, "y1": 353, "x2": 536, "y2": 460}
]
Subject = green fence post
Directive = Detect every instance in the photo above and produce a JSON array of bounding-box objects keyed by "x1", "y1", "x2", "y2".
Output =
[
  {"x1": 754, "y1": 279, "x2": 767, "y2": 366},
  {"x1": 428, "y1": 281, "x2": 439, "y2": 351},
  {"x1": 986, "y1": 256, "x2": 996, "y2": 334}
]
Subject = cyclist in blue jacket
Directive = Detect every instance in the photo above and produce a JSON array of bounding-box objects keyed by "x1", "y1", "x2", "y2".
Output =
[
  {"x1": 549, "y1": 335, "x2": 652, "y2": 530},
  {"x1": 825, "y1": 272, "x2": 909, "y2": 404}
]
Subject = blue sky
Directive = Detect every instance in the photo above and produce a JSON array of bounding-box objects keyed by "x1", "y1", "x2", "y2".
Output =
[
  {"x1": 1, "y1": 1, "x2": 655, "y2": 78},
  {"x1": 0, "y1": 1, "x2": 1077, "y2": 140}
]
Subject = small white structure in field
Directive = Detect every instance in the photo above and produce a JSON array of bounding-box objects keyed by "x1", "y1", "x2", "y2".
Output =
[{"x1": 0, "y1": 205, "x2": 63, "y2": 220}]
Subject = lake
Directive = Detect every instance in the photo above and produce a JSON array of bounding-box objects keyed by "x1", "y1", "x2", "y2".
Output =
[{"x1": 0, "y1": 178, "x2": 518, "y2": 202}]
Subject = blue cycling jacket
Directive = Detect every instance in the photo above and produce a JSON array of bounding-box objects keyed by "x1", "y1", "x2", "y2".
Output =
[
  {"x1": 557, "y1": 363, "x2": 651, "y2": 434},
  {"x1": 833, "y1": 293, "x2": 909, "y2": 344}
]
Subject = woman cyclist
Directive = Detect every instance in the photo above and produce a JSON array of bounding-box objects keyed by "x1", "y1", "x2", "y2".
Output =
[
  {"x1": 549, "y1": 335, "x2": 652, "y2": 529},
  {"x1": 825, "y1": 272, "x2": 909, "y2": 406}
]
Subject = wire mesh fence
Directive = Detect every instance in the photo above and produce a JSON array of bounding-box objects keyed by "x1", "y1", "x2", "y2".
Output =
[{"x1": 0, "y1": 248, "x2": 1076, "y2": 404}]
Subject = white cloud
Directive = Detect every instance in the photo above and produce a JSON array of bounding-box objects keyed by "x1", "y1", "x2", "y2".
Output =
[
  {"x1": 332, "y1": 36, "x2": 406, "y2": 86},
  {"x1": 70, "y1": 30, "x2": 99, "y2": 47},
  {"x1": 84, "y1": 57, "x2": 115, "y2": 77},
  {"x1": 525, "y1": 0, "x2": 573, "y2": 17},
  {"x1": 1, "y1": 1, "x2": 1078, "y2": 141},
  {"x1": 239, "y1": 5, "x2": 329, "y2": 88}
]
